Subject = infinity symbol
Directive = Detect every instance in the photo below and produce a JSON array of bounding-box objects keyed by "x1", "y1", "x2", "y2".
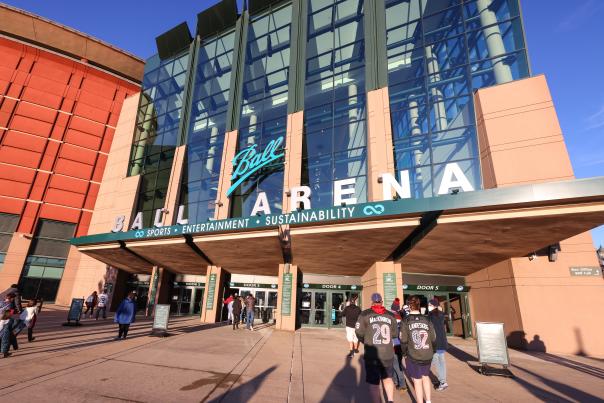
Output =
[
  {"x1": 363, "y1": 204, "x2": 385, "y2": 216},
  {"x1": 135, "y1": 230, "x2": 145, "y2": 238}
]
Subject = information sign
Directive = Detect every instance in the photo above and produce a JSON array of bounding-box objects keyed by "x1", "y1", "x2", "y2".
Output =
[
  {"x1": 476, "y1": 322, "x2": 510, "y2": 366},
  {"x1": 569, "y1": 267, "x2": 601, "y2": 276},
  {"x1": 281, "y1": 273, "x2": 293, "y2": 316},
  {"x1": 67, "y1": 298, "x2": 84, "y2": 323},
  {"x1": 152, "y1": 304, "x2": 170, "y2": 331},
  {"x1": 206, "y1": 274, "x2": 217, "y2": 310},
  {"x1": 383, "y1": 273, "x2": 398, "y2": 308}
]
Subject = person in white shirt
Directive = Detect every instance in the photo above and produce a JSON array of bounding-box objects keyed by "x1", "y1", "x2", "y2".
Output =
[
  {"x1": 95, "y1": 290, "x2": 109, "y2": 320},
  {"x1": 14, "y1": 299, "x2": 39, "y2": 342}
]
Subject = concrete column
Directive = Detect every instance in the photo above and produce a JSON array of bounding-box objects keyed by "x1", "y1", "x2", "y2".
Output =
[
  {"x1": 477, "y1": 0, "x2": 513, "y2": 84},
  {"x1": 408, "y1": 100, "x2": 424, "y2": 184},
  {"x1": 0, "y1": 232, "x2": 31, "y2": 291},
  {"x1": 275, "y1": 263, "x2": 300, "y2": 331},
  {"x1": 145, "y1": 266, "x2": 164, "y2": 316},
  {"x1": 347, "y1": 84, "x2": 364, "y2": 179},
  {"x1": 361, "y1": 261, "x2": 403, "y2": 310},
  {"x1": 54, "y1": 246, "x2": 83, "y2": 305},
  {"x1": 282, "y1": 111, "x2": 304, "y2": 212},
  {"x1": 214, "y1": 130, "x2": 239, "y2": 219},
  {"x1": 205, "y1": 127, "x2": 220, "y2": 172},
  {"x1": 366, "y1": 87, "x2": 396, "y2": 201},
  {"x1": 425, "y1": 45, "x2": 447, "y2": 132},
  {"x1": 200, "y1": 265, "x2": 229, "y2": 323},
  {"x1": 161, "y1": 145, "x2": 187, "y2": 225},
  {"x1": 130, "y1": 96, "x2": 154, "y2": 176}
]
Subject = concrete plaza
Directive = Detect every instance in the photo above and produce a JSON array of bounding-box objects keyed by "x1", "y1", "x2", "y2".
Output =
[{"x1": 0, "y1": 307, "x2": 602, "y2": 402}]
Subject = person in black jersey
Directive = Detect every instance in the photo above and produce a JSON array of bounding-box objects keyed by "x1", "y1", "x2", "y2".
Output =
[
  {"x1": 342, "y1": 294, "x2": 361, "y2": 357},
  {"x1": 355, "y1": 293, "x2": 397, "y2": 403}
]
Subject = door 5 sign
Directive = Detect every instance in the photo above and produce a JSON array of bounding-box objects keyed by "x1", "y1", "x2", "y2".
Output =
[{"x1": 227, "y1": 136, "x2": 285, "y2": 197}]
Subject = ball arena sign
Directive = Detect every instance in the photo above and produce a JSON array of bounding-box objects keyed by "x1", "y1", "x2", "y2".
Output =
[{"x1": 111, "y1": 136, "x2": 475, "y2": 233}]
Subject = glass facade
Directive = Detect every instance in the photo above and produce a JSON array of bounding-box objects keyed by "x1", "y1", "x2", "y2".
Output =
[
  {"x1": 128, "y1": 51, "x2": 191, "y2": 227},
  {"x1": 385, "y1": 0, "x2": 528, "y2": 197},
  {"x1": 180, "y1": 31, "x2": 236, "y2": 223},
  {"x1": 19, "y1": 219, "x2": 76, "y2": 302},
  {"x1": 0, "y1": 213, "x2": 19, "y2": 271},
  {"x1": 303, "y1": 0, "x2": 367, "y2": 208},
  {"x1": 230, "y1": 4, "x2": 292, "y2": 217},
  {"x1": 127, "y1": 0, "x2": 529, "y2": 222}
]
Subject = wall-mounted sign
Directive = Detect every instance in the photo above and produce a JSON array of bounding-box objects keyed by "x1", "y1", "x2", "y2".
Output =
[
  {"x1": 173, "y1": 282, "x2": 205, "y2": 287},
  {"x1": 383, "y1": 273, "x2": 398, "y2": 308},
  {"x1": 281, "y1": 273, "x2": 293, "y2": 316},
  {"x1": 229, "y1": 282, "x2": 277, "y2": 289},
  {"x1": 227, "y1": 136, "x2": 285, "y2": 197},
  {"x1": 206, "y1": 273, "x2": 217, "y2": 310},
  {"x1": 569, "y1": 267, "x2": 601, "y2": 276},
  {"x1": 403, "y1": 284, "x2": 470, "y2": 292},
  {"x1": 109, "y1": 162, "x2": 475, "y2": 233},
  {"x1": 301, "y1": 283, "x2": 362, "y2": 291}
]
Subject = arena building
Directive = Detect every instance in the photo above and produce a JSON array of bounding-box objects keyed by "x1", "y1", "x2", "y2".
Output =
[{"x1": 1, "y1": 1, "x2": 603, "y2": 356}]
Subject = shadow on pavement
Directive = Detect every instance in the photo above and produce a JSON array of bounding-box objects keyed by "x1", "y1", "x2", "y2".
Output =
[
  {"x1": 206, "y1": 365, "x2": 277, "y2": 403},
  {"x1": 318, "y1": 355, "x2": 386, "y2": 403},
  {"x1": 447, "y1": 344, "x2": 601, "y2": 402},
  {"x1": 526, "y1": 352, "x2": 604, "y2": 380}
]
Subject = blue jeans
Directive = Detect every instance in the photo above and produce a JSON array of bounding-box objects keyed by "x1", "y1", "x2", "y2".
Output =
[
  {"x1": 432, "y1": 351, "x2": 447, "y2": 383},
  {"x1": 246, "y1": 310, "x2": 254, "y2": 329},
  {"x1": 393, "y1": 345, "x2": 406, "y2": 388}
]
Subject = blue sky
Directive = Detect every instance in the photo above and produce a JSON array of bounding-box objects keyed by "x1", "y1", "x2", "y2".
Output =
[{"x1": 3, "y1": 0, "x2": 603, "y2": 247}]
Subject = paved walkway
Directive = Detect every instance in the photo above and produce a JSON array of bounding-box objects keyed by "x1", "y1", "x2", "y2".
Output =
[{"x1": 0, "y1": 307, "x2": 602, "y2": 402}]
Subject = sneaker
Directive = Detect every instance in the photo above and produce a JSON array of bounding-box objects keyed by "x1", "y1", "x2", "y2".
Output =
[
  {"x1": 354, "y1": 348, "x2": 359, "y2": 353},
  {"x1": 3, "y1": 352, "x2": 11, "y2": 358},
  {"x1": 397, "y1": 385, "x2": 408, "y2": 391},
  {"x1": 347, "y1": 350, "x2": 354, "y2": 358},
  {"x1": 436, "y1": 382, "x2": 448, "y2": 391}
]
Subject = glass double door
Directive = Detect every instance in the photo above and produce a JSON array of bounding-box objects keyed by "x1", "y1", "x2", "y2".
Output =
[
  {"x1": 300, "y1": 290, "x2": 358, "y2": 328},
  {"x1": 413, "y1": 292, "x2": 471, "y2": 338},
  {"x1": 170, "y1": 287, "x2": 204, "y2": 316},
  {"x1": 237, "y1": 289, "x2": 278, "y2": 323}
]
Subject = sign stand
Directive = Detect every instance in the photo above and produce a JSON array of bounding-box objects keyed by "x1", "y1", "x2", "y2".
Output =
[
  {"x1": 475, "y1": 322, "x2": 514, "y2": 378},
  {"x1": 63, "y1": 298, "x2": 84, "y2": 327},
  {"x1": 150, "y1": 304, "x2": 170, "y2": 337}
]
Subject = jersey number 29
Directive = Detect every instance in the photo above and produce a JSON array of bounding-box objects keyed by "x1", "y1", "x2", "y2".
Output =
[{"x1": 372, "y1": 324, "x2": 391, "y2": 345}]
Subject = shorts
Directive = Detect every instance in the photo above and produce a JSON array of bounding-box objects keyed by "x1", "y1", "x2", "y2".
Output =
[
  {"x1": 345, "y1": 327, "x2": 358, "y2": 343},
  {"x1": 405, "y1": 357, "x2": 431, "y2": 379},
  {"x1": 364, "y1": 359, "x2": 394, "y2": 385}
]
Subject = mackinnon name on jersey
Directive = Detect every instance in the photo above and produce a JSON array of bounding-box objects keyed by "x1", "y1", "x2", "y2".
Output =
[{"x1": 369, "y1": 316, "x2": 393, "y2": 324}]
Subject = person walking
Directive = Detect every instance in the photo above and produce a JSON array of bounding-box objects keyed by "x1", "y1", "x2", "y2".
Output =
[
  {"x1": 224, "y1": 294, "x2": 234, "y2": 324},
  {"x1": 114, "y1": 292, "x2": 136, "y2": 340},
  {"x1": 0, "y1": 284, "x2": 23, "y2": 313},
  {"x1": 0, "y1": 293, "x2": 17, "y2": 357},
  {"x1": 401, "y1": 295, "x2": 436, "y2": 403},
  {"x1": 245, "y1": 294, "x2": 256, "y2": 331},
  {"x1": 84, "y1": 291, "x2": 98, "y2": 318},
  {"x1": 342, "y1": 295, "x2": 361, "y2": 358},
  {"x1": 355, "y1": 293, "x2": 397, "y2": 403},
  {"x1": 95, "y1": 289, "x2": 109, "y2": 320},
  {"x1": 428, "y1": 298, "x2": 448, "y2": 391},
  {"x1": 392, "y1": 308, "x2": 408, "y2": 391},
  {"x1": 15, "y1": 299, "x2": 38, "y2": 342},
  {"x1": 232, "y1": 294, "x2": 242, "y2": 330}
]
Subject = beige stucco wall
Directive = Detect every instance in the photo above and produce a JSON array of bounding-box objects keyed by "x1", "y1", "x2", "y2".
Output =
[
  {"x1": 366, "y1": 87, "x2": 395, "y2": 201},
  {"x1": 470, "y1": 75, "x2": 604, "y2": 356},
  {"x1": 0, "y1": 232, "x2": 31, "y2": 291},
  {"x1": 55, "y1": 93, "x2": 141, "y2": 305},
  {"x1": 214, "y1": 130, "x2": 238, "y2": 220}
]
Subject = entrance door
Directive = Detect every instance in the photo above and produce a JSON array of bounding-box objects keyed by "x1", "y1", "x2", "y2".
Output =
[
  {"x1": 170, "y1": 287, "x2": 192, "y2": 315},
  {"x1": 300, "y1": 290, "x2": 361, "y2": 328},
  {"x1": 193, "y1": 288, "x2": 204, "y2": 315},
  {"x1": 449, "y1": 293, "x2": 472, "y2": 337}
]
